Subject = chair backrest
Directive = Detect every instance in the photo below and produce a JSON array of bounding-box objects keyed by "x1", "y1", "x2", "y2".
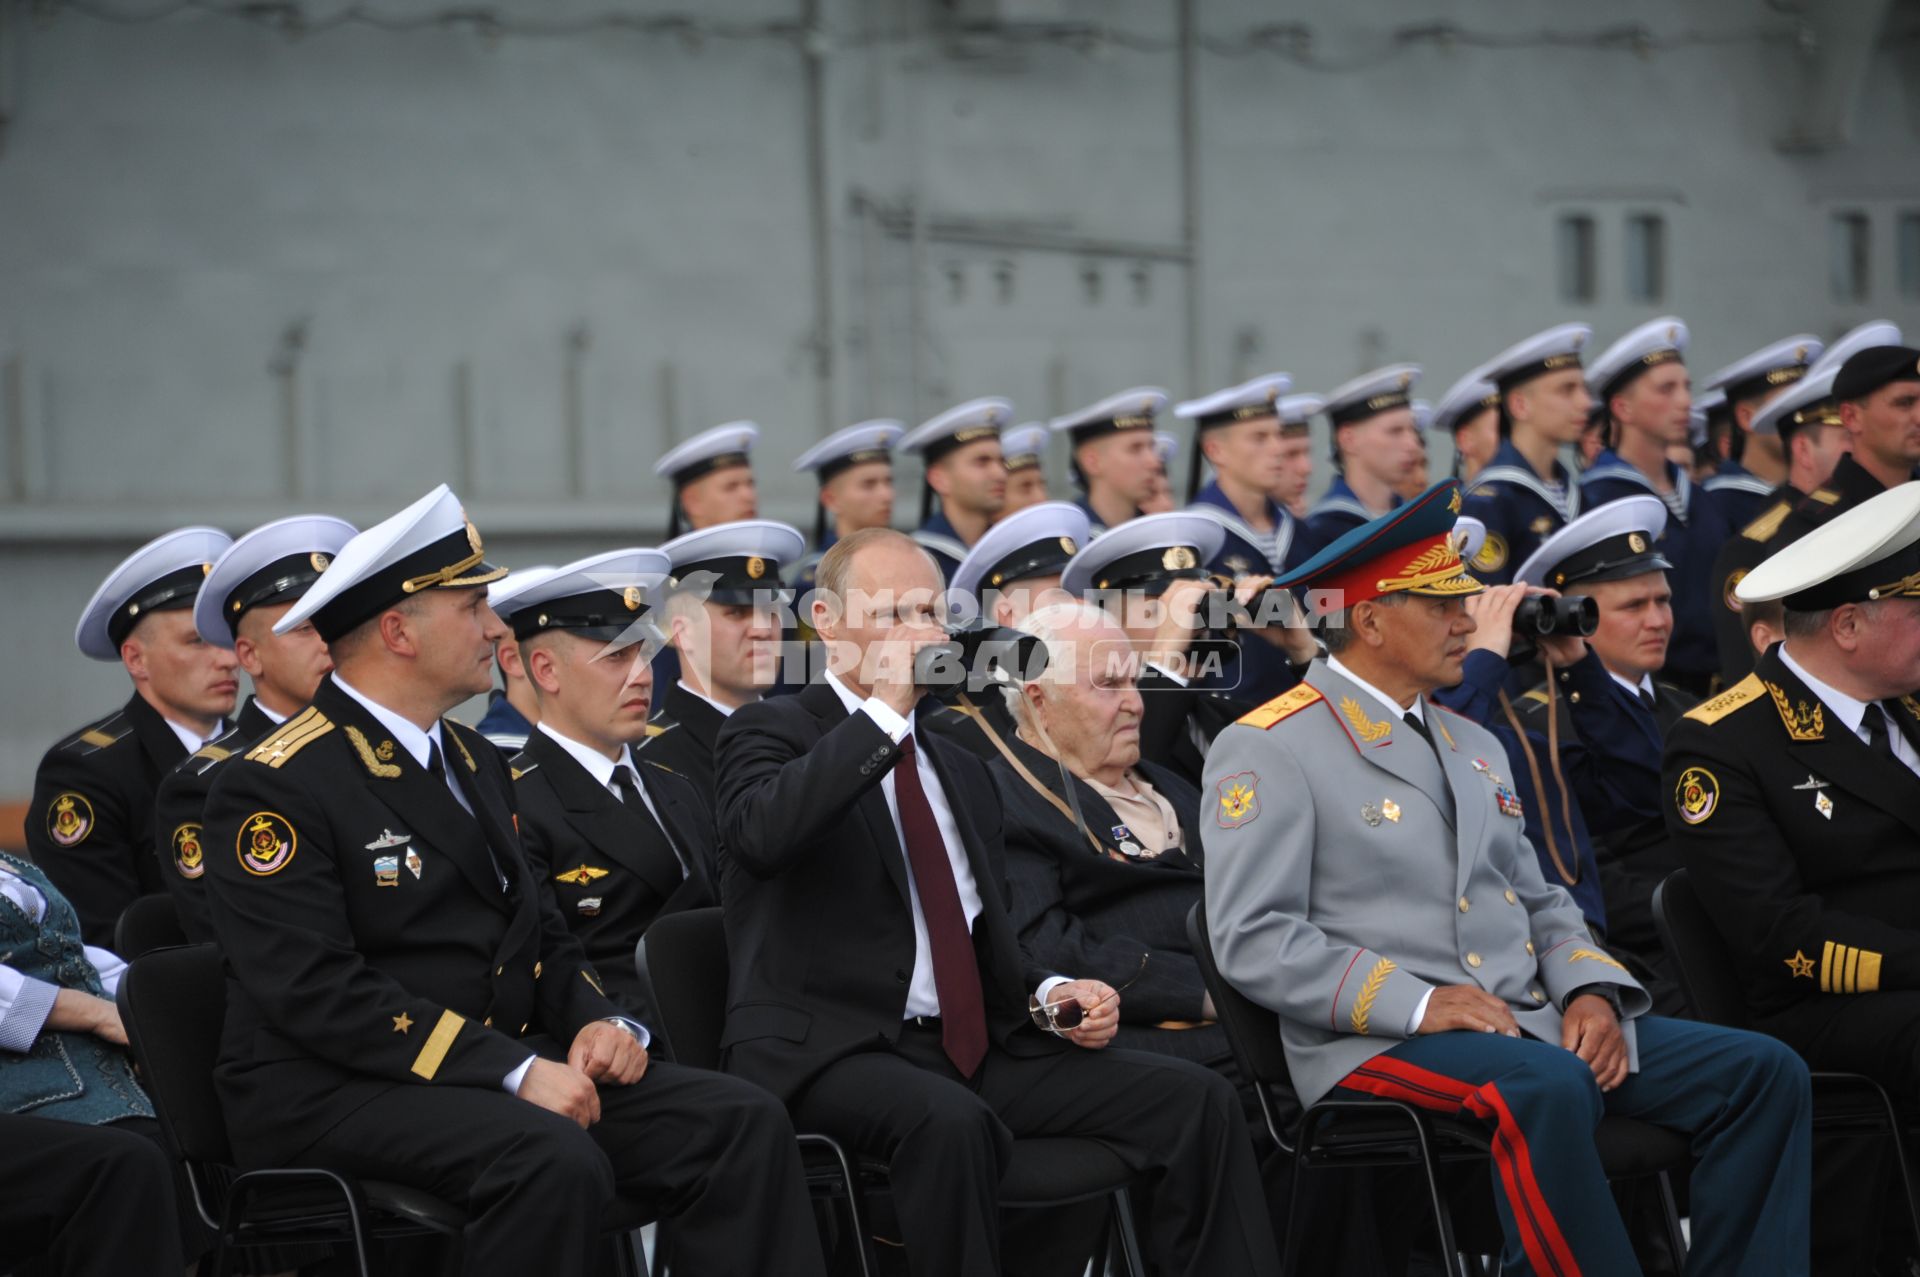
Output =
[
  {"x1": 117, "y1": 943, "x2": 236, "y2": 1166},
  {"x1": 115, "y1": 892, "x2": 188, "y2": 958},
  {"x1": 1185, "y1": 900, "x2": 1304, "y2": 1148},
  {"x1": 637, "y1": 908, "x2": 728, "y2": 1073},
  {"x1": 1650, "y1": 869, "x2": 1752, "y2": 1030}
]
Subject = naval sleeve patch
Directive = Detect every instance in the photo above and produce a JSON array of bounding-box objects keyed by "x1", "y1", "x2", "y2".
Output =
[
  {"x1": 46, "y1": 793, "x2": 95, "y2": 847},
  {"x1": 237, "y1": 811, "x2": 298, "y2": 876}
]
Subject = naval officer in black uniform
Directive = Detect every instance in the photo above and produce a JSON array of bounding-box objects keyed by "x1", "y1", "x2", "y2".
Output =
[
  {"x1": 200, "y1": 484, "x2": 824, "y2": 1277},
  {"x1": 29, "y1": 526, "x2": 238, "y2": 946},
  {"x1": 150, "y1": 514, "x2": 356, "y2": 943},
  {"x1": 497, "y1": 548, "x2": 717, "y2": 1020},
  {"x1": 643, "y1": 520, "x2": 805, "y2": 807},
  {"x1": 1666, "y1": 480, "x2": 1920, "y2": 1273}
]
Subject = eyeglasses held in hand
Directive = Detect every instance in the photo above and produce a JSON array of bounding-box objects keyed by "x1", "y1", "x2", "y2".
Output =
[{"x1": 1029, "y1": 953, "x2": 1149, "y2": 1033}]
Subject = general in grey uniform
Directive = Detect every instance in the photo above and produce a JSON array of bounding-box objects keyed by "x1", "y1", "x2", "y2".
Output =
[{"x1": 1204, "y1": 478, "x2": 1811, "y2": 1276}]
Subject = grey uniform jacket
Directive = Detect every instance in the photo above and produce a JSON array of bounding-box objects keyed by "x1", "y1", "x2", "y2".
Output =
[{"x1": 1201, "y1": 659, "x2": 1652, "y2": 1106}]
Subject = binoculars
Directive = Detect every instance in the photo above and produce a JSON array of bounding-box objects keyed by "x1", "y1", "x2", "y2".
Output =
[{"x1": 1513, "y1": 593, "x2": 1600, "y2": 638}]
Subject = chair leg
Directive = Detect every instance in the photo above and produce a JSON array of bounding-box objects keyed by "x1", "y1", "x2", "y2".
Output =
[
  {"x1": 1108, "y1": 1187, "x2": 1147, "y2": 1277},
  {"x1": 1403, "y1": 1118, "x2": 1462, "y2": 1275},
  {"x1": 1655, "y1": 1170, "x2": 1688, "y2": 1266}
]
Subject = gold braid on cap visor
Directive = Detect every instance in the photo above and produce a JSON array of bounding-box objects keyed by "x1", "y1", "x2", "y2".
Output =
[
  {"x1": 1867, "y1": 568, "x2": 1920, "y2": 602},
  {"x1": 1375, "y1": 542, "x2": 1485, "y2": 596},
  {"x1": 401, "y1": 523, "x2": 509, "y2": 594}
]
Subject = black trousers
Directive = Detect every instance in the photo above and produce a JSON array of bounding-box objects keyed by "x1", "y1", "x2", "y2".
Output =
[
  {"x1": 1763, "y1": 992, "x2": 1920, "y2": 1275},
  {"x1": 299, "y1": 1058, "x2": 826, "y2": 1277},
  {"x1": 789, "y1": 1024, "x2": 1278, "y2": 1277},
  {"x1": 0, "y1": 1113, "x2": 184, "y2": 1277}
]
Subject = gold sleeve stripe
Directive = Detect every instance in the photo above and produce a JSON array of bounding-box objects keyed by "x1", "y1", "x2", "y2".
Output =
[
  {"x1": 410, "y1": 1010, "x2": 465, "y2": 1080},
  {"x1": 1819, "y1": 941, "x2": 1886, "y2": 994},
  {"x1": 1349, "y1": 956, "x2": 1396, "y2": 1036},
  {"x1": 582, "y1": 969, "x2": 606, "y2": 996}
]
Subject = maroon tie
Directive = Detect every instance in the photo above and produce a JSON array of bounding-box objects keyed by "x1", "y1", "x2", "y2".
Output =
[{"x1": 894, "y1": 732, "x2": 989, "y2": 1077}]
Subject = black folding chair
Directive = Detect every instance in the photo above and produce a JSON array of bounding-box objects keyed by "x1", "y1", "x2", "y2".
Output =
[
  {"x1": 1653, "y1": 869, "x2": 1920, "y2": 1241},
  {"x1": 639, "y1": 907, "x2": 1148, "y2": 1277},
  {"x1": 1186, "y1": 899, "x2": 1690, "y2": 1276},
  {"x1": 118, "y1": 943, "x2": 644, "y2": 1276},
  {"x1": 115, "y1": 891, "x2": 187, "y2": 957}
]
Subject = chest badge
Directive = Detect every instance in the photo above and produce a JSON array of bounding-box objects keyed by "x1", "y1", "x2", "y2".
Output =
[
  {"x1": 1493, "y1": 783, "x2": 1524, "y2": 819},
  {"x1": 1362, "y1": 802, "x2": 1384, "y2": 827},
  {"x1": 366, "y1": 829, "x2": 411, "y2": 851},
  {"x1": 577, "y1": 896, "x2": 604, "y2": 917},
  {"x1": 406, "y1": 847, "x2": 424, "y2": 878},
  {"x1": 1792, "y1": 775, "x2": 1829, "y2": 790},
  {"x1": 373, "y1": 854, "x2": 401, "y2": 888},
  {"x1": 1815, "y1": 792, "x2": 1834, "y2": 820},
  {"x1": 1381, "y1": 799, "x2": 1401, "y2": 823}
]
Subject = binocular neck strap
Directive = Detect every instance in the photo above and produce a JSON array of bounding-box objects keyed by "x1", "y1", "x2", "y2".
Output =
[{"x1": 957, "y1": 693, "x2": 1105, "y2": 858}]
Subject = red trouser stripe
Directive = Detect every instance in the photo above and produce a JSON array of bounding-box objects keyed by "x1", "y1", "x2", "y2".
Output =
[{"x1": 1344, "y1": 1055, "x2": 1582, "y2": 1277}]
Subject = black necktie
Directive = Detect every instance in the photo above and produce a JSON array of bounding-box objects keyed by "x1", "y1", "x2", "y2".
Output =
[
  {"x1": 430, "y1": 739, "x2": 503, "y2": 889},
  {"x1": 611, "y1": 764, "x2": 643, "y2": 807},
  {"x1": 1402, "y1": 711, "x2": 1437, "y2": 751},
  {"x1": 1638, "y1": 686, "x2": 1656, "y2": 713},
  {"x1": 1865, "y1": 705, "x2": 1898, "y2": 764},
  {"x1": 613, "y1": 763, "x2": 686, "y2": 878}
]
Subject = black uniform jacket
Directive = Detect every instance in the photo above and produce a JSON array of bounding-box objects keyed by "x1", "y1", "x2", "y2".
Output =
[
  {"x1": 712, "y1": 680, "x2": 1066, "y2": 1105},
  {"x1": 202, "y1": 675, "x2": 623, "y2": 1167},
  {"x1": 640, "y1": 681, "x2": 727, "y2": 809},
  {"x1": 993, "y1": 732, "x2": 1228, "y2": 1065},
  {"x1": 1664, "y1": 645, "x2": 1920, "y2": 1021},
  {"x1": 510, "y1": 728, "x2": 717, "y2": 1016},
  {"x1": 151, "y1": 697, "x2": 279, "y2": 944},
  {"x1": 29, "y1": 692, "x2": 197, "y2": 947}
]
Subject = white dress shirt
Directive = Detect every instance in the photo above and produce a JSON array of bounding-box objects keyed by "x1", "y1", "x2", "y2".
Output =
[
  {"x1": 823, "y1": 671, "x2": 1070, "y2": 1018},
  {"x1": 1607, "y1": 669, "x2": 1657, "y2": 703},
  {"x1": 1780, "y1": 645, "x2": 1920, "y2": 778},
  {"x1": 536, "y1": 724, "x2": 688, "y2": 876},
  {"x1": 0, "y1": 866, "x2": 127, "y2": 1053},
  {"x1": 163, "y1": 716, "x2": 225, "y2": 755},
  {"x1": 677, "y1": 680, "x2": 742, "y2": 719},
  {"x1": 1325, "y1": 656, "x2": 1437, "y2": 1033}
]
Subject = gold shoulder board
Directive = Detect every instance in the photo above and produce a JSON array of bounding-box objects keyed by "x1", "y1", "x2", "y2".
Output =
[
  {"x1": 243, "y1": 707, "x2": 335, "y2": 767},
  {"x1": 1683, "y1": 674, "x2": 1763, "y2": 726},
  {"x1": 1238, "y1": 684, "x2": 1324, "y2": 730},
  {"x1": 1741, "y1": 502, "x2": 1790, "y2": 543}
]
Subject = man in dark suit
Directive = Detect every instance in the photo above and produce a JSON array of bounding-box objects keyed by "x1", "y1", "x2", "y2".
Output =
[
  {"x1": 496, "y1": 547, "x2": 716, "y2": 1019},
  {"x1": 642, "y1": 519, "x2": 805, "y2": 805},
  {"x1": 713, "y1": 526, "x2": 1277, "y2": 1277},
  {"x1": 202, "y1": 485, "x2": 824, "y2": 1277},
  {"x1": 30, "y1": 526, "x2": 238, "y2": 945},
  {"x1": 987, "y1": 600, "x2": 1224, "y2": 1066},
  {"x1": 151, "y1": 514, "x2": 357, "y2": 943}
]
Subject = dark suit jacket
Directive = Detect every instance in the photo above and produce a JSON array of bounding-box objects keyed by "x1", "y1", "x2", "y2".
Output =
[
  {"x1": 151, "y1": 697, "x2": 279, "y2": 944},
  {"x1": 1135, "y1": 664, "x2": 1256, "y2": 789},
  {"x1": 713, "y1": 680, "x2": 1065, "y2": 1104},
  {"x1": 202, "y1": 676, "x2": 622, "y2": 1167},
  {"x1": 994, "y1": 735, "x2": 1230, "y2": 1065},
  {"x1": 511, "y1": 729, "x2": 716, "y2": 1018},
  {"x1": 29, "y1": 692, "x2": 196, "y2": 946},
  {"x1": 640, "y1": 681, "x2": 728, "y2": 809}
]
